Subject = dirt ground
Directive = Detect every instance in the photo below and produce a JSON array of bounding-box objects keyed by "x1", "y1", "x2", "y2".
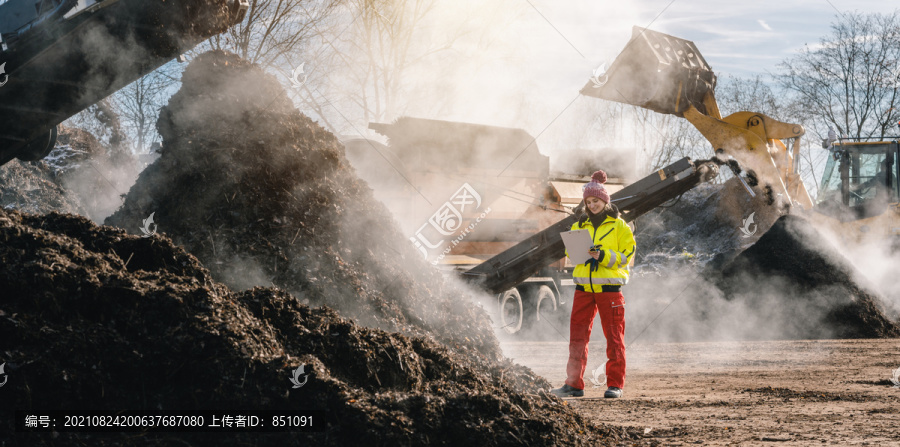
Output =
[{"x1": 501, "y1": 339, "x2": 900, "y2": 445}]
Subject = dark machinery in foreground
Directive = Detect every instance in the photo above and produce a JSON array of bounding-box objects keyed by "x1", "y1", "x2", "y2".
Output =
[{"x1": 0, "y1": 0, "x2": 248, "y2": 164}]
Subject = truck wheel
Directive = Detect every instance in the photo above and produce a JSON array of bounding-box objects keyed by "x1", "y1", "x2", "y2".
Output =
[
  {"x1": 533, "y1": 285, "x2": 557, "y2": 322},
  {"x1": 498, "y1": 288, "x2": 524, "y2": 334}
]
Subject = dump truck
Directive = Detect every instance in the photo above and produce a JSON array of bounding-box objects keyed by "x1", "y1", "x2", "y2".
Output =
[
  {"x1": 343, "y1": 116, "x2": 721, "y2": 334},
  {"x1": 343, "y1": 117, "x2": 594, "y2": 334},
  {"x1": 0, "y1": 0, "x2": 249, "y2": 165},
  {"x1": 582, "y1": 26, "x2": 900, "y2": 245}
]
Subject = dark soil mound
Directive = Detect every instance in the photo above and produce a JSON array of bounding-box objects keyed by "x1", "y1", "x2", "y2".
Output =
[
  {"x1": 0, "y1": 209, "x2": 626, "y2": 446},
  {"x1": 633, "y1": 177, "x2": 785, "y2": 273},
  {"x1": 633, "y1": 183, "x2": 732, "y2": 272},
  {"x1": 104, "y1": 51, "x2": 498, "y2": 358},
  {"x1": 715, "y1": 214, "x2": 900, "y2": 338}
]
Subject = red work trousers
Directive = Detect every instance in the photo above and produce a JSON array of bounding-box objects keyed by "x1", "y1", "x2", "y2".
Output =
[{"x1": 565, "y1": 289, "x2": 626, "y2": 390}]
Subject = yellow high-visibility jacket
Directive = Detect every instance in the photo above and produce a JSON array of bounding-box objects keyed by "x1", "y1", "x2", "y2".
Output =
[{"x1": 569, "y1": 215, "x2": 636, "y2": 291}]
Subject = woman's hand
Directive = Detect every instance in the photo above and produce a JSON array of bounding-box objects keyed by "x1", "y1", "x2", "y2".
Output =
[{"x1": 589, "y1": 245, "x2": 604, "y2": 262}]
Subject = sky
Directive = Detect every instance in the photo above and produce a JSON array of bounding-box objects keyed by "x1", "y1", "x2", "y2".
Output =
[
  {"x1": 584, "y1": 0, "x2": 895, "y2": 77},
  {"x1": 372, "y1": 1, "x2": 899, "y2": 164},
  {"x1": 399, "y1": 0, "x2": 899, "y2": 123},
  {"x1": 507, "y1": 0, "x2": 898, "y2": 79}
]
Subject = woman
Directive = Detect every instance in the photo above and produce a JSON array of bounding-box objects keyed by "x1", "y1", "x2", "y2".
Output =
[{"x1": 552, "y1": 170, "x2": 635, "y2": 398}]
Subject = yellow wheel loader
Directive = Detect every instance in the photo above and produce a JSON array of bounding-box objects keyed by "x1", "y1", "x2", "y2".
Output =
[{"x1": 580, "y1": 26, "x2": 900, "y2": 246}]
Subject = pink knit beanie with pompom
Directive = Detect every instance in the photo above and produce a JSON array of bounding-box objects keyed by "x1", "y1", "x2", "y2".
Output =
[{"x1": 582, "y1": 170, "x2": 610, "y2": 204}]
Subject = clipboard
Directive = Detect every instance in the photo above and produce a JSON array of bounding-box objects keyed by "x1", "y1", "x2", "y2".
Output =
[{"x1": 560, "y1": 229, "x2": 593, "y2": 264}]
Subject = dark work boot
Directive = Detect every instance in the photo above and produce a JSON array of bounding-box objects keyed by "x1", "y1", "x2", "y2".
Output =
[
  {"x1": 604, "y1": 387, "x2": 623, "y2": 398},
  {"x1": 551, "y1": 384, "x2": 584, "y2": 397}
]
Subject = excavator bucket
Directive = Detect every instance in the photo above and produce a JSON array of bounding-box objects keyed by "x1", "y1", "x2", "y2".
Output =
[{"x1": 580, "y1": 26, "x2": 717, "y2": 117}]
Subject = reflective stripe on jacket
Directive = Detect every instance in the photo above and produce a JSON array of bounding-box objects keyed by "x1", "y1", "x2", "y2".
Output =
[{"x1": 568, "y1": 215, "x2": 636, "y2": 292}]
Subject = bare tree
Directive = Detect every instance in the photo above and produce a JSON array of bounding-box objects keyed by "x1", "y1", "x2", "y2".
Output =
[
  {"x1": 347, "y1": 0, "x2": 448, "y2": 123},
  {"x1": 65, "y1": 98, "x2": 127, "y2": 151},
  {"x1": 716, "y1": 74, "x2": 783, "y2": 117},
  {"x1": 774, "y1": 11, "x2": 900, "y2": 198},
  {"x1": 550, "y1": 98, "x2": 706, "y2": 177},
  {"x1": 292, "y1": 0, "x2": 472, "y2": 134},
  {"x1": 777, "y1": 10, "x2": 900, "y2": 139},
  {"x1": 715, "y1": 74, "x2": 829, "y2": 196},
  {"x1": 206, "y1": 0, "x2": 342, "y2": 67},
  {"x1": 109, "y1": 62, "x2": 181, "y2": 153}
]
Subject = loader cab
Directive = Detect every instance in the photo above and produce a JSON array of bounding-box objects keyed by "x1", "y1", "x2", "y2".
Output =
[{"x1": 815, "y1": 138, "x2": 899, "y2": 221}]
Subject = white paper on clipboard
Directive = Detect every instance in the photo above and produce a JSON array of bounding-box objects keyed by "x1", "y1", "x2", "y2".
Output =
[{"x1": 560, "y1": 229, "x2": 593, "y2": 264}]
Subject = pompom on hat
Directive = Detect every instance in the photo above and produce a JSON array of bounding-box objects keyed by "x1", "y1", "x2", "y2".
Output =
[{"x1": 582, "y1": 170, "x2": 610, "y2": 204}]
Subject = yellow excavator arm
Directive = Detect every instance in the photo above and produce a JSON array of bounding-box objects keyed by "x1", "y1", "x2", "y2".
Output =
[
  {"x1": 581, "y1": 26, "x2": 814, "y2": 209},
  {"x1": 683, "y1": 104, "x2": 813, "y2": 208}
]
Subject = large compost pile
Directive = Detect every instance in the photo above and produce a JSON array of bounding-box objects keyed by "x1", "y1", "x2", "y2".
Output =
[
  {"x1": 714, "y1": 214, "x2": 900, "y2": 339},
  {"x1": 105, "y1": 51, "x2": 497, "y2": 358},
  {"x1": 0, "y1": 209, "x2": 627, "y2": 446}
]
